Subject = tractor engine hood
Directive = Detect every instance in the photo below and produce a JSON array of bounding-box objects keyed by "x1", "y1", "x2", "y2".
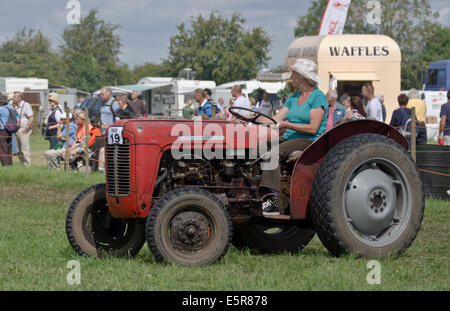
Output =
[{"x1": 107, "y1": 119, "x2": 279, "y2": 150}]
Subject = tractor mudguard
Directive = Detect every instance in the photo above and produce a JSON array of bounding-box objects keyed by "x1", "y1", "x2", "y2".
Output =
[{"x1": 289, "y1": 120, "x2": 408, "y2": 219}]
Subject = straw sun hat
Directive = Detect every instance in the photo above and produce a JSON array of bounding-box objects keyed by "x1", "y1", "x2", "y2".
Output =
[
  {"x1": 48, "y1": 93, "x2": 60, "y2": 105},
  {"x1": 288, "y1": 59, "x2": 321, "y2": 84}
]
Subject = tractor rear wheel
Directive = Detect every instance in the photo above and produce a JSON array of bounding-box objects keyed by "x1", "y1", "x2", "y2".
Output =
[
  {"x1": 232, "y1": 223, "x2": 315, "y2": 254},
  {"x1": 310, "y1": 134, "x2": 424, "y2": 257},
  {"x1": 146, "y1": 188, "x2": 232, "y2": 266},
  {"x1": 66, "y1": 183, "x2": 145, "y2": 257}
]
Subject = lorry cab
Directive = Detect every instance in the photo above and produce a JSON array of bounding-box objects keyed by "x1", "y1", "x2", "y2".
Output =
[{"x1": 424, "y1": 60, "x2": 450, "y2": 91}]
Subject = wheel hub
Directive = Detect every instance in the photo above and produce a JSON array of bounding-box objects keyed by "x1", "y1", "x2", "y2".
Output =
[
  {"x1": 170, "y1": 211, "x2": 210, "y2": 251},
  {"x1": 345, "y1": 168, "x2": 397, "y2": 236}
]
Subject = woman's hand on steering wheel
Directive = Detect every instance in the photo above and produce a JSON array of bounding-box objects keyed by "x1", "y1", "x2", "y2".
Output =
[{"x1": 228, "y1": 107, "x2": 277, "y2": 126}]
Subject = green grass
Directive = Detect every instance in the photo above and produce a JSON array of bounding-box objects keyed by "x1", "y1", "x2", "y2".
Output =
[{"x1": 0, "y1": 136, "x2": 448, "y2": 290}]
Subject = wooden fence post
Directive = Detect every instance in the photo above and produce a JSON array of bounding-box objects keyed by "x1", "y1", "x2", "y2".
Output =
[
  {"x1": 64, "y1": 105, "x2": 70, "y2": 172},
  {"x1": 84, "y1": 106, "x2": 90, "y2": 176},
  {"x1": 411, "y1": 107, "x2": 416, "y2": 163}
]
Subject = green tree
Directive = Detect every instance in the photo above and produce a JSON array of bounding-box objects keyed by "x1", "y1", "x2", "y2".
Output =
[
  {"x1": 60, "y1": 9, "x2": 134, "y2": 92},
  {"x1": 0, "y1": 28, "x2": 68, "y2": 85},
  {"x1": 162, "y1": 11, "x2": 272, "y2": 85},
  {"x1": 421, "y1": 25, "x2": 450, "y2": 65},
  {"x1": 408, "y1": 24, "x2": 450, "y2": 89},
  {"x1": 294, "y1": 0, "x2": 440, "y2": 89},
  {"x1": 132, "y1": 62, "x2": 165, "y2": 81}
]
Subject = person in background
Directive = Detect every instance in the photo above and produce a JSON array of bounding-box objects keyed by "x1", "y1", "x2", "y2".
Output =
[
  {"x1": 44, "y1": 113, "x2": 77, "y2": 170},
  {"x1": 215, "y1": 98, "x2": 227, "y2": 120},
  {"x1": 76, "y1": 96, "x2": 85, "y2": 109},
  {"x1": 407, "y1": 88, "x2": 427, "y2": 144},
  {"x1": 226, "y1": 98, "x2": 235, "y2": 120},
  {"x1": 254, "y1": 91, "x2": 275, "y2": 117},
  {"x1": 339, "y1": 84, "x2": 351, "y2": 106},
  {"x1": 12, "y1": 91, "x2": 34, "y2": 166},
  {"x1": 0, "y1": 94, "x2": 13, "y2": 166},
  {"x1": 376, "y1": 94, "x2": 387, "y2": 123},
  {"x1": 182, "y1": 100, "x2": 195, "y2": 120},
  {"x1": 98, "y1": 87, "x2": 120, "y2": 172},
  {"x1": 390, "y1": 94, "x2": 413, "y2": 148},
  {"x1": 100, "y1": 87, "x2": 120, "y2": 132},
  {"x1": 115, "y1": 94, "x2": 136, "y2": 120},
  {"x1": 7, "y1": 93, "x2": 18, "y2": 156},
  {"x1": 72, "y1": 111, "x2": 101, "y2": 155},
  {"x1": 326, "y1": 89, "x2": 346, "y2": 130},
  {"x1": 194, "y1": 89, "x2": 214, "y2": 120},
  {"x1": 438, "y1": 91, "x2": 450, "y2": 145},
  {"x1": 130, "y1": 91, "x2": 146, "y2": 117},
  {"x1": 389, "y1": 94, "x2": 411, "y2": 129},
  {"x1": 204, "y1": 88, "x2": 221, "y2": 117},
  {"x1": 45, "y1": 93, "x2": 63, "y2": 150},
  {"x1": 342, "y1": 97, "x2": 351, "y2": 111},
  {"x1": 230, "y1": 85, "x2": 251, "y2": 119},
  {"x1": 362, "y1": 83, "x2": 383, "y2": 122},
  {"x1": 218, "y1": 97, "x2": 225, "y2": 112},
  {"x1": 342, "y1": 96, "x2": 367, "y2": 121},
  {"x1": 249, "y1": 97, "x2": 256, "y2": 111}
]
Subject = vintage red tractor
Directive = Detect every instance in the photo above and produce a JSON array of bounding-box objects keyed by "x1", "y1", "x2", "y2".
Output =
[{"x1": 65, "y1": 109, "x2": 424, "y2": 266}]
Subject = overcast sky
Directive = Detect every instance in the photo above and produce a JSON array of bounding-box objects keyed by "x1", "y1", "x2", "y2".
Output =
[{"x1": 0, "y1": 0, "x2": 449, "y2": 72}]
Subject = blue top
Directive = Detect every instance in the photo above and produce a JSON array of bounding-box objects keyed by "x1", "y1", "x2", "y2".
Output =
[
  {"x1": 283, "y1": 89, "x2": 328, "y2": 141},
  {"x1": 440, "y1": 102, "x2": 450, "y2": 136},
  {"x1": 0, "y1": 105, "x2": 12, "y2": 130},
  {"x1": 60, "y1": 122, "x2": 77, "y2": 148},
  {"x1": 196, "y1": 100, "x2": 214, "y2": 119},
  {"x1": 332, "y1": 103, "x2": 347, "y2": 125},
  {"x1": 100, "y1": 98, "x2": 120, "y2": 126},
  {"x1": 390, "y1": 107, "x2": 411, "y2": 128}
]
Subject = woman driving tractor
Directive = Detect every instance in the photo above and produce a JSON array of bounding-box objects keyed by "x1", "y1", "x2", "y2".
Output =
[{"x1": 257, "y1": 59, "x2": 328, "y2": 216}]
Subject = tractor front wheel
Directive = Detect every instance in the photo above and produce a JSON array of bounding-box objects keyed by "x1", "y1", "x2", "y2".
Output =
[
  {"x1": 146, "y1": 188, "x2": 232, "y2": 266},
  {"x1": 66, "y1": 183, "x2": 145, "y2": 257}
]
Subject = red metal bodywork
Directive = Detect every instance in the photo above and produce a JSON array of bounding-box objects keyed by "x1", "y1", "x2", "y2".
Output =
[
  {"x1": 105, "y1": 120, "x2": 278, "y2": 218},
  {"x1": 105, "y1": 119, "x2": 407, "y2": 220}
]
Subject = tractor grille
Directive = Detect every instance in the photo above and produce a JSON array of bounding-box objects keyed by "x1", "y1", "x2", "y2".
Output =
[{"x1": 106, "y1": 139, "x2": 131, "y2": 197}]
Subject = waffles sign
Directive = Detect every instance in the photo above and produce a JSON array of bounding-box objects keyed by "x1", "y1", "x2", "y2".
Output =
[{"x1": 329, "y1": 46, "x2": 390, "y2": 57}]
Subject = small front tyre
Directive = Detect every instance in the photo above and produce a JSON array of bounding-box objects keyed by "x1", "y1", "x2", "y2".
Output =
[
  {"x1": 146, "y1": 188, "x2": 232, "y2": 266},
  {"x1": 66, "y1": 183, "x2": 145, "y2": 257}
]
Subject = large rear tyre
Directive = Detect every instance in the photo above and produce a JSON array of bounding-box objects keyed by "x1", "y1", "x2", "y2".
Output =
[
  {"x1": 310, "y1": 134, "x2": 424, "y2": 257},
  {"x1": 146, "y1": 188, "x2": 232, "y2": 266},
  {"x1": 66, "y1": 183, "x2": 145, "y2": 257},
  {"x1": 232, "y1": 223, "x2": 315, "y2": 254}
]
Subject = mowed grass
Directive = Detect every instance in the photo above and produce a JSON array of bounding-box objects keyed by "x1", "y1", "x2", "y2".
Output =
[{"x1": 0, "y1": 135, "x2": 449, "y2": 291}]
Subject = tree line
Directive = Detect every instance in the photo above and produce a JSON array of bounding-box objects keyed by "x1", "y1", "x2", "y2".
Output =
[{"x1": 0, "y1": 2, "x2": 448, "y2": 93}]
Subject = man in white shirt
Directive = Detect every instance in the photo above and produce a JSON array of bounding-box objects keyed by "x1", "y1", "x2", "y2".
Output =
[
  {"x1": 12, "y1": 91, "x2": 34, "y2": 166},
  {"x1": 362, "y1": 83, "x2": 383, "y2": 122},
  {"x1": 230, "y1": 85, "x2": 251, "y2": 119}
]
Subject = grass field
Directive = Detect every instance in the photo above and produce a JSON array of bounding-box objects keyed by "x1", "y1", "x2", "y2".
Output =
[{"x1": 0, "y1": 135, "x2": 448, "y2": 291}]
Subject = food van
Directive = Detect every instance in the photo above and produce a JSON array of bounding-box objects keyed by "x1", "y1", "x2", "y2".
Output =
[{"x1": 285, "y1": 34, "x2": 401, "y2": 123}]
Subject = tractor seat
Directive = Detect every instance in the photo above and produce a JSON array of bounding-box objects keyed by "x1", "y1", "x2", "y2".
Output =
[{"x1": 287, "y1": 150, "x2": 303, "y2": 163}]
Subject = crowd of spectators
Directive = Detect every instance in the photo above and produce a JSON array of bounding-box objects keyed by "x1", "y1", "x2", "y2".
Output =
[
  {"x1": 177, "y1": 77, "x2": 450, "y2": 153},
  {"x1": 1, "y1": 75, "x2": 449, "y2": 170}
]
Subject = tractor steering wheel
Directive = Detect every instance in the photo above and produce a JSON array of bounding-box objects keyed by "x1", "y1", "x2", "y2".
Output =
[{"x1": 228, "y1": 107, "x2": 277, "y2": 126}]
